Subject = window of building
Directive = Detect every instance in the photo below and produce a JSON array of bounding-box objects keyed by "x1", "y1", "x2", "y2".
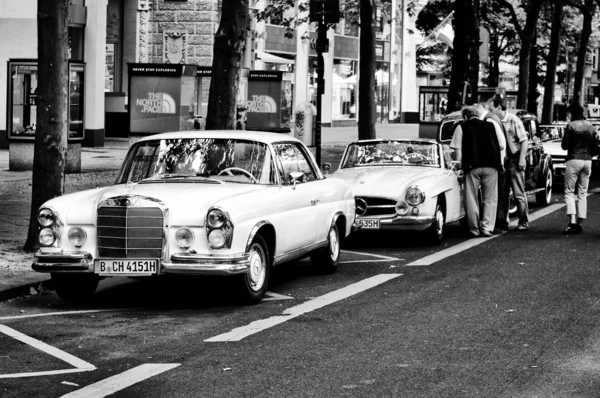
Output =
[
  {"x1": 106, "y1": 0, "x2": 123, "y2": 92},
  {"x1": 332, "y1": 59, "x2": 357, "y2": 120}
]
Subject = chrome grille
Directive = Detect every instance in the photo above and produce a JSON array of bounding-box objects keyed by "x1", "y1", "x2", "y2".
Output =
[
  {"x1": 97, "y1": 206, "x2": 163, "y2": 258},
  {"x1": 356, "y1": 197, "x2": 397, "y2": 217}
]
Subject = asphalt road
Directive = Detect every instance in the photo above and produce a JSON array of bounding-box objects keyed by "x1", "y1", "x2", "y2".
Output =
[{"x1": 2, "y1": 189, "x2": 600, "y2": 397}]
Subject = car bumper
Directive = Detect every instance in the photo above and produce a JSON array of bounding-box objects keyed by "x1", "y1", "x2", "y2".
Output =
[
  {"x1": 33, "y1": 250, "x2": 250, "y2": 276},
  {"x1": 352, "y1": 215, "x2": 434, "y2": 232}
]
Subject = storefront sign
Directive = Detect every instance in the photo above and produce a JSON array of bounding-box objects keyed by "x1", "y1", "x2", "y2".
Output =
[{"x1": 246, "y1": 71, "x2": 289, "y2": 132}]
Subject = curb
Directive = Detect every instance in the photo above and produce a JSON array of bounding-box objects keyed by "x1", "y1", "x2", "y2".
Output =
[{"x1": 0, "y1": 279, "x2": 51, "y2": 302}]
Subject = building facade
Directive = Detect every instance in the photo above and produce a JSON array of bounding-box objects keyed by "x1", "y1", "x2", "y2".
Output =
[{"x1": 0, "y1": 0, "x2": 419, "y2": 152}]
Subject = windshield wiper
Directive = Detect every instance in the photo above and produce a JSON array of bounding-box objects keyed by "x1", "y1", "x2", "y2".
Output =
[{"x1": 139, "y1": 173, "x2": 222, "y2": 184}]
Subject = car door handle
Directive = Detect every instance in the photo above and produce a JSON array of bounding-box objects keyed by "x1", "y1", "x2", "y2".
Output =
[{"x1": 311, "y1": 199, "x2": 320, "y2": 205}]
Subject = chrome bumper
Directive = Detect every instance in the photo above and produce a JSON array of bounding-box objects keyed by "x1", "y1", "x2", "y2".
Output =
[
  {"x1": 353, "y1": 215, "x2": 435, "y2": 231},
  {"x1": 33, "y1": 250, "x2": 250, "y2": 276}
]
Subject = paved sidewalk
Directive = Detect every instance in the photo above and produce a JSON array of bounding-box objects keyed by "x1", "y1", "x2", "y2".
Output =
[{"x1": 0, "y1": 124, "x2": 418, "y2": 301}]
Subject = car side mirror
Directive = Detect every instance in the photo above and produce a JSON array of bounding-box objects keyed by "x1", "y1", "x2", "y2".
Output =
[
  {"x1": 289, "y1": 171, "x2": 304, "y2": 189},
  {"x1": 322, "y1": 163, "x2": 331, "y2": 176}
]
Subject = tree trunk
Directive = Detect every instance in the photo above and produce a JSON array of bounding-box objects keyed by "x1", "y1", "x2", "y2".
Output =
[
  {"x1": 527, "y1": 35, "x2": 539, "y2": 116},
  {"x1": 515, "y1": 0, "x2": 544, "y2": 110},
  {"x1": 488, "y1": 35, "x2": 500, "y2": 88},
  {"x1": 448, "y1": 0, "x2": 479, "y2": 110},
  {"x1": 358, "y1": 0, "x2": 376, "y2": 140},
  {"x1": 572, "y1": 0, "x2": 594, "y2": 106},
  {"x1": 541, "y1": 0, "x2": 564, "y2": 124},
  {"x1": 24, "y1": 0, "x2": 69, "y2": 252},
  {"x1": 206, "y1": 0, "x2": 249, "y2": 130}
]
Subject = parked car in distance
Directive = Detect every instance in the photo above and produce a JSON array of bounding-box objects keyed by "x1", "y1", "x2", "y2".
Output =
[
  {"x1": 32, "y1": 131, "x2": 355, "y2": 304},
  {"x1": 438, "y1": 109, "x2": 554, "y2": 208},
  {"x1": 540, "y1": 120, "x2": 600, "y2": 184},
  {"x1": 332, "y1": 138, "x2": 465, "y2": 244}
]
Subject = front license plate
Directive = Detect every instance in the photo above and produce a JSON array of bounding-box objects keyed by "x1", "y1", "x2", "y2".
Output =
[
  {"x1": 95, "y1": 259, "x2": 158, "y2": 275},
  {"x1": 356, "y1": 218, "x2": 380, "y2": 229}
]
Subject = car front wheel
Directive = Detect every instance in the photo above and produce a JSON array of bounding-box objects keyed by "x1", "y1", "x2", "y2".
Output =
[
  {"x1": 51, "y1": 273, "x2": 99, "y2": 303},
  {"x1": 427, "y1": 200, "x2": 445, "y2": 244},
  {"x1": 237, "y1": 234, "x2": 270, "y2": 304},
  {"x1": 536, "y1": 167, "x2": 553, "y2": 206},
  {"x1": 310, "y1": 223, "x2": 340, "y2": 274}
]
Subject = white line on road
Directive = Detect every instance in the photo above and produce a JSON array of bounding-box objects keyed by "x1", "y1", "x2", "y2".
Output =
[
  {"x1": 60, "y1": 363, "x2": 180, "y2": 398},
  {"x1": 341, "y1": 250, "x2": 402, "y2": 263},
  {"x1": 205, "y1": 273, "x2": 402, "y2": 342},
  {"x1": 0, "y1": 309, "x2": 116, "y2": 321},
  {"x1": 407, "y1": 203, "x2": 565, "y2": 266},
  {"x1": 0, "y1": 324, "x2": 96, "y2": 379}
]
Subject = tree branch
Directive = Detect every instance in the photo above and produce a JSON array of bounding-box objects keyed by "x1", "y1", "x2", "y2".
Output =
[
  {"x1": 565, "y1": 0, "x2": 584, "y2": 11},
  {"x1": 496, "y1": 0, "x2": 523, "y2": 37}
]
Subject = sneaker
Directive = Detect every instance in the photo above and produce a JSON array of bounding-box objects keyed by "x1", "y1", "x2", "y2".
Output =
[
  {"x1": 562, "y1": 224, "x2": 580, "y2": 234},
  {"x1": 515, "y1": 224, "x2": 529, "y2": 231}
]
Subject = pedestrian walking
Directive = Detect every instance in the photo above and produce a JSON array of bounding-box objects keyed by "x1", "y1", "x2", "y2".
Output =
[
  {"x1": 488, "y1": 94, "x2": 530, "y2": 231},
  {"x1": 475, "y1": 102, "x2": 510, "y2": 234},
  {"x1": 561, "y1": 102, "x2": 599, "y2": 234},
  {"x1": 460, "y1": 106, "x2": 502, "y2": 237}
]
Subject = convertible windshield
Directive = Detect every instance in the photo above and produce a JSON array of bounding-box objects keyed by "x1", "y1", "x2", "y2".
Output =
[
  {"x1": 117, "y1": 138, "x2": 276, "y2": 185},
  {"x1": 341, "y1": 141, "x2": 440, "y2": 168}
]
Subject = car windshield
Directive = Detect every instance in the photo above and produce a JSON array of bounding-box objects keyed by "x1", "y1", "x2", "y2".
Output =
[
  {"x1": 341, "y1": 141, "x2": 440, "y2": 168},
  {"x1": 117, "y1": 138, "x2": 276, "y2": 185}
]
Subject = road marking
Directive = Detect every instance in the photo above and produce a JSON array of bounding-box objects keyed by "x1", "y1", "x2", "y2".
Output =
[
  {"x1": 0, "y1": 324, "x2": 95, "y2": 379},
  {"x1": 341, "y1": 250, "x2": 402, "y2": 263},
  {"x1": 263, "y1": 292, "x2": 294, "y2": 301},
  {"x1": 61, "y1": 363, "x2": 180, "y2": 398},
  {"x1": 0, "y1": 309, "x2": 115, "y2": 321},
  {"x1": 407, "y1": 203, "x2": 565, "y2": 266},
  {"x1": 205, "y1": 273, "x2": 402, "y2": 342}
]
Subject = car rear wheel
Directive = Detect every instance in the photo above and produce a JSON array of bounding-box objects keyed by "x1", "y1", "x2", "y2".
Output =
[
  {"x1": 427, "y1": 200, "x2": 445, "y2": 244},
  {"x1": 51, "y1": 273, "x2": 99, "y2": 303},
  {"x1": 536, "y1": 167, "x2": 553, "y2": 206},
  {"x1": 237, "y1": 234, "x2": 270, "y2": 304},
  {"x1": 310, "y1": 223, "x2": 340, "y2": 274}
]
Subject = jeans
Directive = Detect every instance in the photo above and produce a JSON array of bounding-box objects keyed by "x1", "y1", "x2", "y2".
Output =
[
  {"x1": 564, "y1": 159, "x2": 592, "y2": 219},
  {"x1": 495, "y1": 157, "x2": 510, "y2": 230},
  {"x1": 465, "y1": 167, "x2": 498, "y2": 235},
  {"x1": 509, "y1": 158, "x2": 529, "y2": 226}
]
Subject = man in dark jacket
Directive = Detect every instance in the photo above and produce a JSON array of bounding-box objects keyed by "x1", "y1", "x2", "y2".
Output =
[{"x1": 461, "y1": 106, "x2": 502, "y2": 237}]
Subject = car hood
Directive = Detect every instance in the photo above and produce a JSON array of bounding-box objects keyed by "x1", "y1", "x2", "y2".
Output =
[
  {"x1": 43, "y1": 182, "x2": 267, "y2": 226},
  {"x1": 543, "y1": 139, "x2": 565, "y2": 157},
  {"x1": 333, "y1": 166, "x2": 440, "y2": 196}
]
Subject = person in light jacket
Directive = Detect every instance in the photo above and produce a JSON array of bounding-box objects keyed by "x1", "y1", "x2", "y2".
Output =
[{"x1": 561, "y1": 102, "x2": 598, "y2": 234}]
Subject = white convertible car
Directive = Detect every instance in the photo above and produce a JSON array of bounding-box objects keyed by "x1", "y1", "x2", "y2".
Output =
[
  {"x1": 33, "y1": 131, "x2": 354, "y2": 303},
  {"x1": 333, "y1": 139, "x2": 464, "y2": 243}
]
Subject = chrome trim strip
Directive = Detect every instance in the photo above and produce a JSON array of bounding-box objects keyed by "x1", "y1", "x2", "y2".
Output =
[
  {"x1": 245, "y1": 220, "x2": 273, "y2": 253},
  {"x1": 32, "y1": 251, "x2": 94, "y2": 272},
  {"x1": 273, "y1": 241, "x2": 328, "y2": 266}
]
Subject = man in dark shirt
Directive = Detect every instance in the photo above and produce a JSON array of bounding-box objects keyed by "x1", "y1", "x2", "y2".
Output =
[{"x1": 461, "y1": 106, "x2": 502, "y2": 237}]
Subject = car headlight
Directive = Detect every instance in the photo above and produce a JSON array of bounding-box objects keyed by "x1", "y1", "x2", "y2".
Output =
[
  {"x1": 207, "y1": 209, "x2": 226, "y2": 229},
  {"x1": 38, "y1": 208, "x2": 56, "y2": 227},
  {"x1": 67, "y1": 227, "x2": 87, "y2": 248},
  {"x1": 395, "y1": 201, "x2": 409, "y2": 215},
  {"x1": 39, "y1": 228, "x2": 56, "y2": 246},
  {"x1": 175, "y1": 227, "x2": 195, "y2": 248},
  {"x1": 405, "y1": 187, "x2": 425, "y2": 206},
  {"x1": 208, "y1": 229, "x2": 228, "y2": 249}
]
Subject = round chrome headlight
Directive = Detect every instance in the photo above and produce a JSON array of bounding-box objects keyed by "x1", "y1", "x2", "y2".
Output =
[
  {"x1": 207, "y1": 209, "x2": 226, "y2": 229},
  {"x1": 175, "y1": 227, "x2": 195, "y2": 248},
  {"x1": 38, "y1": 208, "x2": 56, "y2": 227},
  {"x1": 395, "y1": 201, "x2": 409, "y2": 215},
  {"x1": 68, "y1": 227, "x2": 87, "y2": 248},
  {"x1": 208, "y1": 229, "x2": 227, "y2": 249},
  {"x1": 405, "y1": 187, "x2": 425, "y2": 206},
  {"x1": 39, "y1": 228, "x2": 56, "y2": 246}
]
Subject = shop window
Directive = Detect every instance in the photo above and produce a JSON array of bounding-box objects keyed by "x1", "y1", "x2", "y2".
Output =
[
  {"x1": 332, "y1": 59, "x2": 357, "y2": 120},
  {"x1": 69, "y1": 63, "x2": 85, "y2": 140},
  {"x1": 9, "y1": 63, "x2": 38, "y2": 138}
]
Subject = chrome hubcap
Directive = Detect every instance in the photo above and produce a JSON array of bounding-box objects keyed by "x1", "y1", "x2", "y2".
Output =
[
  {"x1": 248, "y1": 245, "x2": 266, "y2": 292},
  {"x1": 329, "y1": 228, "x2": 340, "y2": 261},
  {"x1": 436, "y1": 208, "x2": 444, "y2": 236}
]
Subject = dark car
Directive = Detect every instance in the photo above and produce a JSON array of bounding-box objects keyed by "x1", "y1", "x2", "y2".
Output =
[{"x1": 437, "y1": 109, "x2": 554, "y2": 209}]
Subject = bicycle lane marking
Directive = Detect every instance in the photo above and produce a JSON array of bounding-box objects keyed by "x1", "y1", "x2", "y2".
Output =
[
  {"x1": 407, "y1": 203, "x2": 565, "y2": 266},
  {"x1": 0, "y1": 324, "x2": 96, "y2": 378},
  {"x1": 205, "y1": 273, "x2": 402, "y2": 342}
]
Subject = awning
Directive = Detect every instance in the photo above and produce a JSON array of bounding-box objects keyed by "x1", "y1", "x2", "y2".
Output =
[{"x1": 256, "y1": 50, "x2": 295, "y2": 65}]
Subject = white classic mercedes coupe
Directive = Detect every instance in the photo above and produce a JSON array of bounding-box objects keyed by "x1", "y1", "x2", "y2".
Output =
[
  {"x1": 33, "y1": 131, "x2": 355, "y2": 303},
  {"x1": 333, "y1": 138, "x2": 465, "y2": 244}
]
